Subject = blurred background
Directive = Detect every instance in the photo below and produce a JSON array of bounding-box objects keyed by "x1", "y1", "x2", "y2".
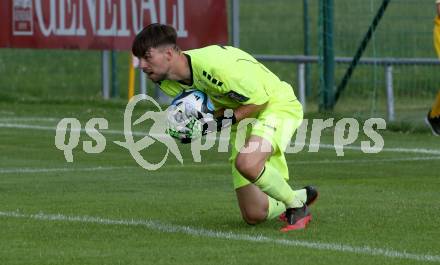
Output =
[{"x1": 1, "y1": 0, "x2": 439, "y2": 132}]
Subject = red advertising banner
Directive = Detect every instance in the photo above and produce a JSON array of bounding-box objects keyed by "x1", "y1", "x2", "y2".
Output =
[{"x1": 0, "y1": 0, "x2": 228, "y2": 50}]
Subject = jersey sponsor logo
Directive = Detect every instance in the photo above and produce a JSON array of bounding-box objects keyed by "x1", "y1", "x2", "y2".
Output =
[
  {"x1": 202, "y1": 70, "x2": 223, "y2": 87},
  {"x1": 225, "y1": 91, "x2": 249, "y2": 103}
]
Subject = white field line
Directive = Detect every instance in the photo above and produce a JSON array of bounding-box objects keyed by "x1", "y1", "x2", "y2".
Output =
[
  {"x1": 0, "y1": 117, "x2": 59, "y2": 122},
  {"x1": 291, "y1": 156, "x2": 440, "y2": 164},
  {"x1": 0, "y1": 166, "x2": 136, "y2": 174},
  {"x1": 1, "y1": 156, "x2": 440, "y2": 174},
  {"x1": 1, "y1": 122, "x2": 440, "y2": 155},
  {"x1": 316, "y1": 143, "x2": 440, "y2": 156},
  {"x1": 0, "y1": 123, "x2": 146, "y2": 136},
  {"x1": 0, "y1": 111, "x2": 16, "y2": 115},
  {"x1": 0, "y1": 211, "x2": 439, "y2": 263}
]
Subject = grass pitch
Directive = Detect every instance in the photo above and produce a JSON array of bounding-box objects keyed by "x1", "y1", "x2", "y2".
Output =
[
  {"x1": 0, "y1": 1, "x2": 439, "y2": 264},
  {"x1": 0, "y1": 101, "x2": 439, "y2": 265}
]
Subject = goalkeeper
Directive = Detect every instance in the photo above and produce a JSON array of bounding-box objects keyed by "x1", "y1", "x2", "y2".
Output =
[{"x1": 132, "y1": 23, "x2": 318, "y2": 231}]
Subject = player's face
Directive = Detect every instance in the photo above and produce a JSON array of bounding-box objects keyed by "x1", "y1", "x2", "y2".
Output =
[{"x1": 139, "y1": 47, "x2": 172, "y2": 82}]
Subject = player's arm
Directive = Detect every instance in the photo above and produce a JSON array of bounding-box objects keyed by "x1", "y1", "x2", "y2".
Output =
[
  {"x1": 212, "y1": 92, "x2": 268, "y2": 133},
  {"x1": 215, "y1": 103, "x2": 267, "y2": 121},
  {"x1": 210, "y1": 103, "x2": 266, "y2": 133},
  {"x1": 233, "y1": 103, "x2": 267, "y2": 121}
]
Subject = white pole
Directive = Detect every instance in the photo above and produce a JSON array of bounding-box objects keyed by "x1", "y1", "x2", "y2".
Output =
[
  {"x1": 297, "y1": 63, "x2": 306, "y2": 111},
  {"x1": 385, "y1": 65, "x2": 395, "y2": 121},
  {"x1": 139, "y1": 69, "x2": 147, "y2": 97},
  {"x1": 101, "y1": 50, "x2": 110, "y2": 100},
  {"x1": 232, "y1": 0, "x2": 240, "y2": 47}
]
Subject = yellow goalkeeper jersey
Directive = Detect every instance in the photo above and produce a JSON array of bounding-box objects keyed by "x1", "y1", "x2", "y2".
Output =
[{"x1": 158, "y1": 45, "x2": 298, "y2": 110}]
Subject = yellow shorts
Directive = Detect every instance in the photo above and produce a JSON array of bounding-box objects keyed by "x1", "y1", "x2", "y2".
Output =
[{"x1": 229, "y1": 99, "x2": 303, "y2": 189}]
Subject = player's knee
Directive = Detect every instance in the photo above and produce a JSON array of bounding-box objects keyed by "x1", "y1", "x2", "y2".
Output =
[
  {"x1": 241, "y1": 209, "x2": 267, "y2": 225},
  {"x1": 235, "y1": 155, "x2": 264, "y2": 181}
]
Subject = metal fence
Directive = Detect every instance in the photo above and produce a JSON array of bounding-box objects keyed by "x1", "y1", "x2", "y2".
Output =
[
  {"x1": 1, "y1": 0, "x2": 439, "y2": 126},
  {"x1": 253, "y1": 55, "x2": 440, "y2": 121},
  {"x1": 230, "y1": 0, "x2": 440, "y2": 124}
]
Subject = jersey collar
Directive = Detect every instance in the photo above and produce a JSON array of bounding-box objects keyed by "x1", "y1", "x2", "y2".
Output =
[{"x1": 178, "y1": 53, "x2": 194, "y2": 87}]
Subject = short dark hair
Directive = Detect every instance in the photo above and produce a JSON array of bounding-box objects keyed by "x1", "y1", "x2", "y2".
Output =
[{"x1": 132, "y1": 23, "x2": 177, "y2": 58}]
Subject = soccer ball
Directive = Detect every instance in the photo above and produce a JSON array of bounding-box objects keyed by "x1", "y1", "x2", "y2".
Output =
[
  {"x1": 167, "y1": 89, "x2": 215, "y2": 141},
  {"x1": 171, "y1": 89, "x2": 214, "y2": 115}
]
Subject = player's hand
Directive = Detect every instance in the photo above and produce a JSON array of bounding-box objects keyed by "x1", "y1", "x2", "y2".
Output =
[
  {"x1": 192, "y1": 109, "x2": 236, "y2": 135},
  {"x1": 166, "y1": 127, "x2": 193, "y2": 144},
  {"x1": 181, "y1": 103, "x2": 218, "y2": 136},
  {"x1": 183, "y1": 105, "x2": 238, "y2": 134},
  {"x1": 166, "y1": 105, "x2": 202, "y2": 143}
]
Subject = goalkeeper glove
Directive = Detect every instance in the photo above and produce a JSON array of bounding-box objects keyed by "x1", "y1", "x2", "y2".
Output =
[
  {"x1": 196, "y1": 109, "x2": 237, "y2": 136},
  {"x1": 167, "y1": 104, "x2": 237, "y2": 144},
  {"x1": 166, "y1": 105, "x2": 202, "y2": 144}
]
